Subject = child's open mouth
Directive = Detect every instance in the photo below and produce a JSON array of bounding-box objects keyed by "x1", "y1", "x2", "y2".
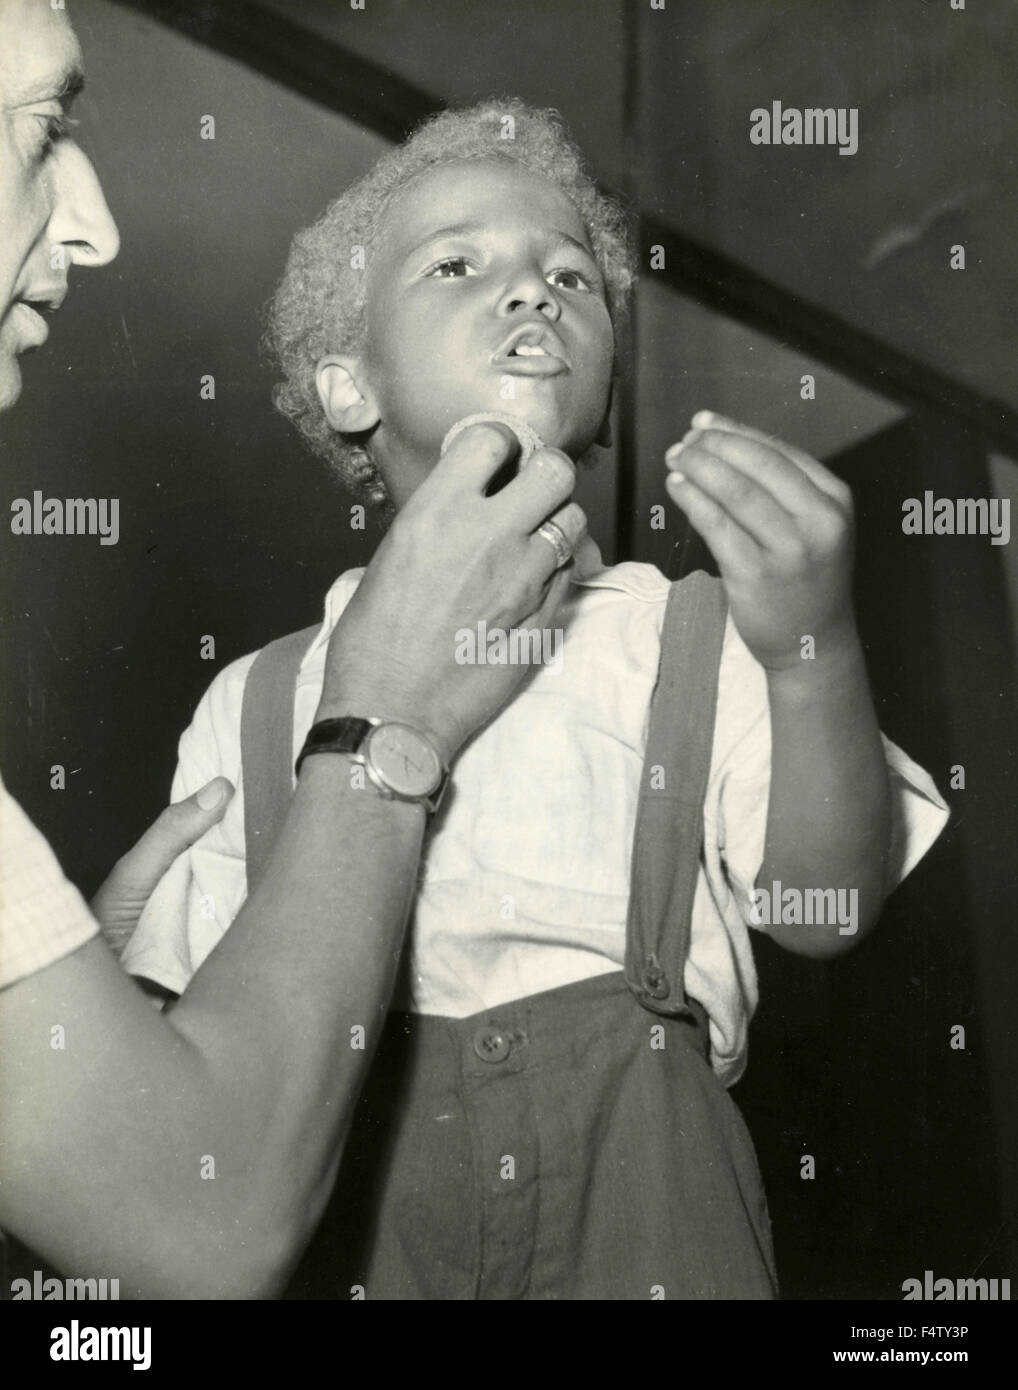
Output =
[{"x1": 490, "y1": 324, "x2": 570, "y2": 376}]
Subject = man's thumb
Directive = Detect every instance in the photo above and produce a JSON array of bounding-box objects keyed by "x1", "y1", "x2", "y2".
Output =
[
  {"x1": 195, "y1": 777, "x2": 231, "y2": 813},
  {"x1": 149, "y1": 778, "x2": 234, "y2": 873},
  {"x1": 102, "y1": 778, "x2": 234, "y2": 899}
]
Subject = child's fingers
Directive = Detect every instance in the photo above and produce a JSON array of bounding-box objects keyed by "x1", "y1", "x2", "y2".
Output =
[
  {"x1": 665, "y1": 470, "x2": 759, "y2": 576},
  {"x1": 690, "y1": 411, "x2": 852, "y2": 508},
  {"x1": 670, "y1": 428, "x2": 824, "y2": 520},
  {"x1": 667, "y1": 442, "x2": 798, "y2": 554}
]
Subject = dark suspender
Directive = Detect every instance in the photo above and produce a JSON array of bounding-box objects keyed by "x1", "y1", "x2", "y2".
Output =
[
  {"x1": 240, "y1": 573, "x2": 728, "y2": 1016},
  {"x1": 623, "y1": 570, "x2": 728, "y2": 1017},
  {"x1": 240, "y1": 624, "x2": 319, "y2": 893}
]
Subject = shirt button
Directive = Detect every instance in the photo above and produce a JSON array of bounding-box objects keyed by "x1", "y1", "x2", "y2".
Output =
[{"x1": 473, "y1": 1027, "x2": 511, "y2": 1063}]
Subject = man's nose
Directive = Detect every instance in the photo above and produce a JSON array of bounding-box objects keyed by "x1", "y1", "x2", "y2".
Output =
[
  {"x1": 497, "y1": 265, "x2": 560, "y2": 320},
  {"x1": 47, "y1": 142, "x2": 120, "y2": 269}
]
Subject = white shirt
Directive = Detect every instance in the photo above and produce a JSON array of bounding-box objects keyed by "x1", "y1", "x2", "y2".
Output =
[
  {"x1": 0, "y1": 772, "x2": 98, "y2": 989},
  {"x1": 122, "y1": 562, "x2": 949, "y2": 1085}
]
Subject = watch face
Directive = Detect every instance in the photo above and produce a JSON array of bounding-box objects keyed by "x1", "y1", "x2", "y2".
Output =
[{"x1": 365, "y1": 723, "x2": 442, "y2": 798}]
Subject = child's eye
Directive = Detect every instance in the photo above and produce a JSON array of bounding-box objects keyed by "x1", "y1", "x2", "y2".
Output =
[
  {"x1": 547, "y1": 268, "x2": 591, "y2": 292},
  {"x1": 426, "y1": 257, "x2": 477, "y2": 279}
]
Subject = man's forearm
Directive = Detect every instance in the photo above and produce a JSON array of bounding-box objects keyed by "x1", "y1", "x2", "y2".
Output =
[
  {"x1": 0, "y1": 755, "x2": 426, "y2": 1297},
  {"x1": 756, "y1": 629, "x2": 892, "y2": 958},
  {"x1": 166, "y1": 755, "x2": 426, "y2": 1280}
]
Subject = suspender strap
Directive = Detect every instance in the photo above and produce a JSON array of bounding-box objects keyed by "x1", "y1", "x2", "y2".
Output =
[
  {"x1": 623, "y1": 571, "x2": 728, "y2": 1017},
  {"x1": 239, "y1": 572, "x2": 728, "y2": 1009},
  {"x1": 241, "y1": 624, "x2": 319, "y2": 893}
]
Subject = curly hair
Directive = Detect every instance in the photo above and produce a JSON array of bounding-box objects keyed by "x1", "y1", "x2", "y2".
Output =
[{"x1": 266, "y1": 98, "x2": 638, "y2": 510}]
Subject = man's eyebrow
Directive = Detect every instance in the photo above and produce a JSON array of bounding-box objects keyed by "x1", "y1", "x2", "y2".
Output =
[{"x1": 8, "y1": 65, "x2": 85, "y2": 107}]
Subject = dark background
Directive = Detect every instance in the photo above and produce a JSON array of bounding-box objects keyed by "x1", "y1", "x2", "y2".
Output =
[{"x1": 1, "y1": 0, "x2": 1016, "y2": 1298}]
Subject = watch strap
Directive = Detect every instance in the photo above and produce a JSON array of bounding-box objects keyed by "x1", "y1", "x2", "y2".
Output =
[
  {"x1": 295, "y1": 715, "x2": 450, "y2": 815},
  {"x1": 295, "y1": 716, "x2": 372, "y2": 779}
]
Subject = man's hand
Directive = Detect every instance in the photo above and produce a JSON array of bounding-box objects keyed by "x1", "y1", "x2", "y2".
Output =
[
  {"x1": 665, "y1": 411, "x2": 857, "y2": 671},
  {"x1": 90, "y1": 778, "x2": 234, "y2": 956},
  {"x1": 318, "y1": 422, "x2": 588, "y2": 763}
]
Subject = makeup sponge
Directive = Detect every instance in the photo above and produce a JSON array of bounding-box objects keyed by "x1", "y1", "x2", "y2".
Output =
[{"x1": 440, "y1": 412, "x2": 545, "y2": 469}]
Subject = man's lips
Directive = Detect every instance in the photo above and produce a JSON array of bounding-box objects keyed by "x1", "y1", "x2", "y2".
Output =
[
  {"x1": 10, "y1": 301, "x2": 51, "y2": 350},
  {"x1": 7, "y1": 285, "x2": 65, "y2": 351}
]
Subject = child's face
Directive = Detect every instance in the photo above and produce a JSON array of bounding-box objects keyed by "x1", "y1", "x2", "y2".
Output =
[{"x1": 357, "y1": 158, "x2": 615, "y2": 502}]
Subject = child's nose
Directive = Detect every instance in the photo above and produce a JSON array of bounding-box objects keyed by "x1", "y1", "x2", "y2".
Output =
[{"x1": 497, "y1": 267, "x2": 560, "y2": 320}]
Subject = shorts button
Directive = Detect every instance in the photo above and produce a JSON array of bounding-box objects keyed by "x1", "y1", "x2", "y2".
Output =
[
  {"x1": 642, "y1": 967, "x2": 670, "y2": 1000},
  {"x1": 473, "y1": 1026, "x2": 511, "y2": 1063}
]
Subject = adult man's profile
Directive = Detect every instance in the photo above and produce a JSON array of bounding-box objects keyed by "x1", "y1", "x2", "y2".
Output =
[
  {"x1": 0, "y1": 0, "x2": 577, "y2": 1296},
  {"x1": 0, "y1": 0, "x2": 118, "y2": 410}
]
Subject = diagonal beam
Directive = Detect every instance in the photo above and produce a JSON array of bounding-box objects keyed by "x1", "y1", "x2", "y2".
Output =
[
  {"x1": 113, "y1": 0, "x2": 438, "y2": 142},
  {"x1": 112, "y1": 0, "x2": 1018, "y2": 459},
  {"x1": 644, "y1": 218, "x2": 1018, "y2": 458}
]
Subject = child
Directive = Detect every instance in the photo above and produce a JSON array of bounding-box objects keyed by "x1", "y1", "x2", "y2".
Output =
[{"x1": 123, "y1": 100, "x2": 948, "y2": 1299}]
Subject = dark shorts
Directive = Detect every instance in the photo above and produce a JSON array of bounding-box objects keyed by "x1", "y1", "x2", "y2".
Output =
[{"x1": 286, "y1": 970, "x2": 777, "y2": 1300}]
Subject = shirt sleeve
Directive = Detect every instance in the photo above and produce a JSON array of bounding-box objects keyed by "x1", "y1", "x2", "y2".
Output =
[
  {"x1": 0, "y1": 774, "x2": 99, "y2": 990},
  {"x1": 706, "y1": 616, "x2": 951, "y2": 930},
  {"x1": 120, "y1": 654, "x2": 257, "y2": 995}
]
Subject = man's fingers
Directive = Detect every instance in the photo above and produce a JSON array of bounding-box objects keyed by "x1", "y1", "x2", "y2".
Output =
[
  {"x1": 406, "y1": 426, "x2": 578, "y2": 541},
  {"x1": 90, "y1": 778, "x2": 234, "y2": 949},
  {"x1": 525, "y1": 564, "x2": 573, "y2": 635},
  {"x1": 427, "y1": 420, "x2": 519, "y2": 498},
  {"x1": 132, "y1": 778, "x2": 233, "y2": 882},
  {"x1": 500, "y1": 446, "x2": 577, "y2": 531},
  {"x1": 570, "y1": 533, "x2": 605, "y2": 582},
  {"x1": 94, "y1": 777, "x2": 233, "y2": 901},
  {"x1": 528, "y1": 500, "x2": 587, "y2": 576}
]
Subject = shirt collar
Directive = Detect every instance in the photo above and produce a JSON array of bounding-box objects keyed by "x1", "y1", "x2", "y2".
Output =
[{"x1": 298, "y1": 559, "x2": 669, "y2": 672}]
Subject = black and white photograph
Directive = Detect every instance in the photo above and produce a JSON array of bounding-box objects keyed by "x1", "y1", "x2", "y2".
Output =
[{"x1": 0, "y1": 0, "x2": 1015, "y2": 1356}]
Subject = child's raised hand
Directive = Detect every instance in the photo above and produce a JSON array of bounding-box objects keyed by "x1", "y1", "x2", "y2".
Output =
[{"x1": 665, "y1": 411, "x2": 857, "y2": 672}]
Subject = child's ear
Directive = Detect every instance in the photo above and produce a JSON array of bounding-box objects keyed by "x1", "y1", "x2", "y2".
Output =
[{"x1": 315, "y1": 355, "x2": 379, "y2": 434}]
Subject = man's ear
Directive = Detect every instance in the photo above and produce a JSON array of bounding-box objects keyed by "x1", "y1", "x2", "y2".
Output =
[{"x1": 315, "y1": 355, "x2": 380, "y2": 434}]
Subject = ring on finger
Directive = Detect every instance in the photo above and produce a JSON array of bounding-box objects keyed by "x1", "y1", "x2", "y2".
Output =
[{"x1": 537, "y1": 519, "x2": 574, "y2": 569}]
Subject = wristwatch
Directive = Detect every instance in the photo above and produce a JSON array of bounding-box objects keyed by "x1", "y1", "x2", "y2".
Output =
[{"x1": 295, "y1": 716, "x2": 450, "y2": 815}]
